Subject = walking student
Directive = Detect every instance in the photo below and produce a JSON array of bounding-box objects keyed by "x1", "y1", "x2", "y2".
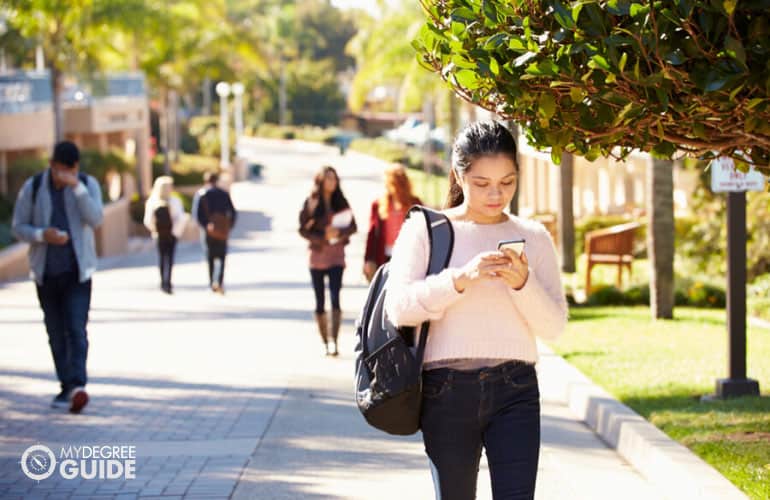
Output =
[
  {"x1": 196, "y1": 173, "x2": 236, "y2": 294},
  {"x1": 384, "y1": 121, "x2": 568, "y2": 500},
  {"x1": 11, "y1": 141, "x2": 104, "y2": 413},
  {"x1": 363, "y1": 163, "x2": 422, "y2": 282},
  {"x1": 144, "y1": 176, "x2": 187, "y2": 294},
  {"x1": 298, "y1": 165, "x2": 357, "y2": 356},
  {"x1": 191, "y1": 171, "x2": 216, "y2": 254}
]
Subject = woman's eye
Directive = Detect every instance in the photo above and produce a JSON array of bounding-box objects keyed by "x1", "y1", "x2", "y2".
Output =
[
  {"x1": 502, "y1": 182, "x2": 514, "y2": 186},
  {"x1": 474, "y1": 184, "x2": 489, "y2": 188}
]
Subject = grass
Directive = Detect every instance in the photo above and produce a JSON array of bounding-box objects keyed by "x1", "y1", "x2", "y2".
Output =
[
  {"x1": 407, "y1": 167, "x2": 446, "y2": 209},
  {"x1": 550, "y1": 306, "x2": 770, "y2": 499}
]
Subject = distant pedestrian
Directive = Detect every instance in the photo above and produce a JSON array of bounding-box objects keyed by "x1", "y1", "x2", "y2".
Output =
[
  {"x1": 298, "y1": 165, "x2": 357, "y2": 356},
  {"x1": 384, "y1": 121, "x2": 568, "y2": 499},
  {"x1": 11, "y1": 141, "x2": 104, "y2": 413},
  {"x1": 196, "y1": 173, "x2": 236, "y2": 294},
  {"x1": 363, "y1": 163, "x2": 422, "y2": 282},
  {"x1": 191, "y1": 171, "x2": 217, "y2": 253},
  {"x1": 144, "y1": 176, "x2": 187, "y2": 294}
]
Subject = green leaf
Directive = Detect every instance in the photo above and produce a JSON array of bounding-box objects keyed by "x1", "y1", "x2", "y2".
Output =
[
  {"x1": 747, "y1": 98, "x2": 765, "y2": 110},
  {"x1": 722, "y1": 0, "x2": 737, "y2": 15},
  {"x1": 551, "y1": 146, "x2": 563, "y2": 165},
  {"x1": 570, "y1": 87, "x2": 584, "y2": 103},
  {"x1": 664, "y1": 49, "x2": 686, "y2": 66},
  {"x1": 508, "y1": 37, "x2": 527, "y2": 52},
  {"x1": 629, "y1": 3, "x2": 647, "y2": 16},
  {"x1": 454, "y1": 70, "x2": 481, "y2": 90},
  {"x1": 539, "y1": 93, "x2": 557, "y2": 119},
  {"x1": 484, "y1": 33, "x2": 507, "y2": 49},
  {"x1": 553, "y1": 2, "x2": 576, "y2": 30},
  {"x1": 588, "y1": 55, "x2": 611, "y2": 71},
  {"x1": 490, "y1": 57, "x2": 500, "y2": 76},
  {"x1": 606, "y1": 73, "x2": 617, "y2": 83},
  {"x1": 513, "y1": 52, "x2": 538, "y2": 68},
  {"x1": 618, "y1": 52, "x2": 628, "y2": 73},
  {"x1": 572, "y1": 2, "x2": 584, "y2": 22},
  {"x1": 729, "y1": 83, "x2": 745, "y2": 101}
]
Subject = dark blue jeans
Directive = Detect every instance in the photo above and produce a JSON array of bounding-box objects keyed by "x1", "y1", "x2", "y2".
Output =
[
  {"x1": 310, "y1": 266, "x2": 343, "y2": 314},
  {"x1": 420, "y1": 361, "x2": 540, "y2": 500},
  {"x1": 35, "y1": 272, "x2": 92, "y2": 393}
]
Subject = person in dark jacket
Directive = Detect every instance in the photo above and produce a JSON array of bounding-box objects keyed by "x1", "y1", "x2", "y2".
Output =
[
  {"x1": 298, "y1": 165, "x2": 357, "y2": 356},
  {"x1": 196, "y1": 173, "x2": 237, "y2": 294}
]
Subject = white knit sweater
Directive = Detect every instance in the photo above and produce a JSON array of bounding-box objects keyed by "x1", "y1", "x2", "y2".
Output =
[{"x1": 384, "y1": 214, "x2": 568, "y2": 364}]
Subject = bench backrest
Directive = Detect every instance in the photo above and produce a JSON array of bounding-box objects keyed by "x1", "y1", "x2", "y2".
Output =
[{"x1": 585, "y1": 222, "x2": 641, "y2": 256}]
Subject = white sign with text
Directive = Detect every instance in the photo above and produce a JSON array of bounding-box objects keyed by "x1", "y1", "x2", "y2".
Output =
[{"x1": 710, "y1": 157, "x2": 766, "y2": 193}]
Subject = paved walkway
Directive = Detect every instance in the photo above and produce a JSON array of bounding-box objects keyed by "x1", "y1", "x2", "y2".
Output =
[{"x1": 0, "y1": 139, "x2": 667, "y2": 499}]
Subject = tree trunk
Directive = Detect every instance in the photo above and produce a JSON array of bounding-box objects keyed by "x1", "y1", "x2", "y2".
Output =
[
  {"x1": 508, "y1": 121, "x2": 520, "y2": 215},
  {"x1": 160, "y1": 88, "x2": 171, "y2": 175},
  {"x1": 648, "y1": 158, "x2": 675, "y2": 319},
  {"x1": 52, "y1": 66, "x2": 64, "y2": 142},
  {"x1": 279, "y1": 56, "x2": 288, "y2": 126},
  {"x1": 559, "y1": 153, "x2": 576, "y2": 273}
]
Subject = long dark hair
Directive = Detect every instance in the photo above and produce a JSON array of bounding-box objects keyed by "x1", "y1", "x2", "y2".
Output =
[
  {"x1": 309, "y1": 165, "x2": 350, "y2": 217},
  {"x1": 445, "y1": 121, "x2": 518, "y2": 208}
]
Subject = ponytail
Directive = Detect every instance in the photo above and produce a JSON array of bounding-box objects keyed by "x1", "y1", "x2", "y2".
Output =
[{"x1": 444, "y1": 168, "x2": 464, "y2": 208}]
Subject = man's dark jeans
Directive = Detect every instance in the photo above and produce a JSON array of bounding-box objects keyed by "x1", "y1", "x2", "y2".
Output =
[
  {"x1": 420, "y1": 361, "x2": 540, "y2": 500},
  {"x1": 35, "y1": 272, "x2": 92, "y2": 394}
]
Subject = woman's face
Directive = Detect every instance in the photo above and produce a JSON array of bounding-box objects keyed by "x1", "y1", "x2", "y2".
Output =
[
  {"x1": 458, "y1": 154, "x2": 518, "y2": 219},
  {"x1": 322, "y1": 171, "x2": 338, "y2": 194}
]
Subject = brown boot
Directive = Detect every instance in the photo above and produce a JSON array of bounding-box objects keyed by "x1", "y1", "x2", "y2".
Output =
[
  {"x1": 330, "y1": 309, "x2": 342, "y2": 357},
  {"x1": 314, "y1": 312, "x2": 330, "y2": 355}
]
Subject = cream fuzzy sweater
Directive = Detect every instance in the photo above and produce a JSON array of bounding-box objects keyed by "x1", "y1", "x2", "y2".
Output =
[{"x1": 384, "y1": 214, "x2": 568, "y2": 364}]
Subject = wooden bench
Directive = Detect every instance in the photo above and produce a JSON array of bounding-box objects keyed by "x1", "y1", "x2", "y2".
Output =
[{"x1": 585, "y1": 222, "x2": 641, "y2": 294}]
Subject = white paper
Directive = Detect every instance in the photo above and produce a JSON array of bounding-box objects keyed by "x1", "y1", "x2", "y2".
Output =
[{"x1": 331, "y1": 209, "x2": 353, "y2": 229}]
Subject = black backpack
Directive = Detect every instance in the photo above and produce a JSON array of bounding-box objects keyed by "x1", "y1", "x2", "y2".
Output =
[
  {"x1": 354, "y1": 206, "x2": 454, "y2": 435},
  {"x1": 154, "y1": 204, "x2": 174, "y2": 240}
]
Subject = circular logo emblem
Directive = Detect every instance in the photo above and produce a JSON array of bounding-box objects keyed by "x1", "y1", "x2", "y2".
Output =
[{"x1": 20, "y1": 445, "x2": 57, "y2": 481}]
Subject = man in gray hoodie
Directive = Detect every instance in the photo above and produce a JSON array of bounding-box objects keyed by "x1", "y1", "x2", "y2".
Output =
[{"x1": 12, "y1": 141, "x2": 104, "y2": 413}]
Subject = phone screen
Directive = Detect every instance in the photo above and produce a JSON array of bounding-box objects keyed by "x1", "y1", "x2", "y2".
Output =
[{"x1": 498, "y1": 239, "x2": 525, "y2": 256}]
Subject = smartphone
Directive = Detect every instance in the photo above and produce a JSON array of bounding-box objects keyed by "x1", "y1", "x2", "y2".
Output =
[{"x1": 498, "y1": 239, "x2": 525, "y2": 256}]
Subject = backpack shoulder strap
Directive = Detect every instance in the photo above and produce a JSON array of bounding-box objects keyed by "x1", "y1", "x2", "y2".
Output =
[
  {"x1": 406, "y1": 205, "x2": 454, "y2": 362},
  {"x1": 406, "y1": 205, "x2": 454, "y2": 276},
  {"x1": 32, "y1": 172, "x2": 90, "y2": 204},
  {"x1": 31, "y1": 173, "x2": 43, "y2": 205}
]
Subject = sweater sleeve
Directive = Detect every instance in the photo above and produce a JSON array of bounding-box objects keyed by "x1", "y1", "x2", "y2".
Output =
[
  {"x1": 384, "y1": 216, "x2": 463, "y2": 327},
  {"x1": 507, "y1": 226, "x2": 568, "y2": 340}
]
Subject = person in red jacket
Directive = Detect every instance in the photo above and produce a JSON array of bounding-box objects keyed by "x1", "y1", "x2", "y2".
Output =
[{"x1": 363, "y1": 163, "x2": 422, "y2": 281}]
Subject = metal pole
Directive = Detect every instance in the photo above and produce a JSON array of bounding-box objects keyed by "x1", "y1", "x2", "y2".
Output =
[
  {"x1": 219, "y1": 94, "x2": 229, "y2": 167},
  {"x1": 709, "y1": 190, "x2": 759, "y2": 399},
  {"x1": 727, "y1": 191, "x2": 747, "y2": 380}
]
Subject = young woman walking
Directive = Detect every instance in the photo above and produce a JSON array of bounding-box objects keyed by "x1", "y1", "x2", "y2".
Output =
[
  {"x1": 363, "y1": 163, "x2": 422, "y2": 282},
  {"x1": 144, "y1": 176, "x2": 187, "y2": 294},
  {"x1": 299, "y1": 166, "x2": 357, "y2": 356},
  {"x1": 384, "y1": 121, "x2": 568, "y2": 500}
]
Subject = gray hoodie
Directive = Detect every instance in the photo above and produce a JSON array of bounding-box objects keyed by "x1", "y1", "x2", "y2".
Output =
[{"x1": 12, "y1": 169, "x2": 104, "y2": 285}]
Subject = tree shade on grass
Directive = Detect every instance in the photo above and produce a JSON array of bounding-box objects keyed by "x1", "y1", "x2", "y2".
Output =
[{"x1": 551, "y1": 306, "x2": 770, "y2": 499}]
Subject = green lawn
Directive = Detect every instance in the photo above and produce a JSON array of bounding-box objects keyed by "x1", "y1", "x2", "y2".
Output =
[{"x1": 549, "y1": 306, "x2": 770, "y2": 499}]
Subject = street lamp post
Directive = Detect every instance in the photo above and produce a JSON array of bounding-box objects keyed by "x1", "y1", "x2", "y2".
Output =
[
  {"x1": 215, "y1": 82, "x2": 231, "y2": 168},
  {"x1": 231, "y1": 82, "x2": 245, "y2": 157}
]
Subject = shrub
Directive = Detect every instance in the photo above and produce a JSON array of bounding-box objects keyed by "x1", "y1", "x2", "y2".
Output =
[
  {"x1": 152, "y1": 154, "x2": 220, "y2": 187},
  {"x1": 586, "y1": 285, "x2": 627, "y2": 306},
  {"x1": 685, "y1": 282, "x2": 726, "y2": 308}
]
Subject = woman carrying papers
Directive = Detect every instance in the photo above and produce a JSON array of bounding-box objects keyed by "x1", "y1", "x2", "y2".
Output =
[{"x1": 298, "y1": 165, "x2": 358, "y2": 356}]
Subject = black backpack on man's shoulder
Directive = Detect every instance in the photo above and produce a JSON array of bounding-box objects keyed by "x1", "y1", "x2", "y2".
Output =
[{"x1": 354, "y1": 206, "x2": 454, "y2": 435}]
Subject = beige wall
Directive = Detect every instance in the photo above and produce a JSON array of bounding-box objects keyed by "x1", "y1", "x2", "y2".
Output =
[
  {"x1": 0, "y1": 110, "x2": 54, "y2": 151},
  {"x1": 95, "y1": 198, "x2": 130, "y2": 257}
]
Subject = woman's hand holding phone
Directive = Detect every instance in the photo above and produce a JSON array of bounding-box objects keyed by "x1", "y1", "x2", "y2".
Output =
[
  {"x1": 496, "y1": 248, "x2": 529, "y2": 290},
  {"x1": 452, "y1": 251, "x2": 517, "y2": 293}
]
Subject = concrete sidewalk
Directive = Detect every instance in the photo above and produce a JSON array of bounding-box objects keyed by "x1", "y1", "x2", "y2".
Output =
[{"x1": 0, "y1": 138, "x2": 735, "y2": 499}]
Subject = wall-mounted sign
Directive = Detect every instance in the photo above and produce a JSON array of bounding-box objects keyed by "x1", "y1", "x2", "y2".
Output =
[{"x1": 710, "y1": 157, "x2": 766, "y2": 193}]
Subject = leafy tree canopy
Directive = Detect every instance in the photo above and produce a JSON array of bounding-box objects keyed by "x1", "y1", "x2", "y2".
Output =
[{"x1": 414, "y1": 0, "x2": 770, "y2": 171}]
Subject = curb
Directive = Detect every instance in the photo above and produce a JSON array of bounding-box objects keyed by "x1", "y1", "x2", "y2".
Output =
[{"x1": 538, "y1": 343, "x2": 748, "y2": 500}]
